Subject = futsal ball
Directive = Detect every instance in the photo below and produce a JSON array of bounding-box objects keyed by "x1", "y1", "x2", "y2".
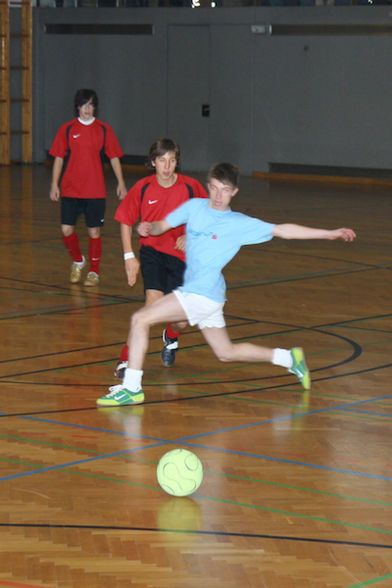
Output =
[{"x1": 157, "y1": 449, "x2": 203, "y2": 497}]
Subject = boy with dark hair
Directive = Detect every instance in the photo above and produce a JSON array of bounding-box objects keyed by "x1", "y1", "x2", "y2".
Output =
[
  {"x1": 49, "y1": 89, "x2": 127, "y2": 286},
  {"x1": 113, "y1": 138, "x2": 208, "y2": 375},
  {"x1": 97, "y1": 162, "x2": 356, "y2": 406}
]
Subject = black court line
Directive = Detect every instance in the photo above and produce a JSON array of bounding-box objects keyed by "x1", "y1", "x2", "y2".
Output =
[
  {"x1": 0, "y1": 273, "x2": 140, "y2": 303},
  {"x1": 0, "y1": 317, "x2": 258, "y2": 367},
  {"x1": 340, "y1": 325, "x2": 392, "y2": 335},
  {"x1": 0, "y1": 298, "x2": 141, "y2": 322},
  {"x1": 307, "y1": 312, "x2": 392, "y2": 330},
  {"x1": 0, "y1": 254, "x2": 384, "y2": 309},
  {"x1": 0, "y1": 234, "x2": 121, "y2": 248},
  {"x1": 0, "y1": 522, "x2": 391, "y2": 550},
  {"x1": 0, "y1": 322, "x2": 360, "y2": 380},
  {"x1": 228, "y1": 265, "x2": 368, "y2": 290},
  {"x1": 2, "y1": 363, "x2": 391, "y2": 421},
  {"x1": 248, "y1": 245, "x2": 392, "y2": 272}
]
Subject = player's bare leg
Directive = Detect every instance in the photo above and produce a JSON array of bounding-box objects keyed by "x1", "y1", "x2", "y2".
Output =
[
  {"x1": 128, "y1": 293, "x2": 187, "y2": 370},
  {"x1": 201, "y1": 326, "x2": 274, "y2": 363},
  {"x1": 201, "y1": 326, "x2": 311, "y2": 389},
  {"x1": 115, "y1": 289, "x2": 187, "y2": 377},
  {"x1": 97, "y1": 293, "x2": 187, "y2": 406}
]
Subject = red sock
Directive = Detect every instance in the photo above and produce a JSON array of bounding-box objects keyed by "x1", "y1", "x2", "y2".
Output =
[
  {"x1": 62, "y1": 233, "x2": 83, "y2": 262},
  {"x1": 120, "y1": 344, "x2": 129, "y2": 363},
  {"x1": 88, "y1": 236, "x2": 102, "y2": 274},
  {"x1": 166, "y1": 324, "x2": 181, "y2": 339}
]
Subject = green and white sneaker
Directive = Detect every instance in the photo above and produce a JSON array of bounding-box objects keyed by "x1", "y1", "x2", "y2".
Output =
[
  {"x1": 97, "y1": 384, "x2": 145, "y2": 406},
  {"x1": 289, "y1": 347, "x2": 311, "y2": 390}
]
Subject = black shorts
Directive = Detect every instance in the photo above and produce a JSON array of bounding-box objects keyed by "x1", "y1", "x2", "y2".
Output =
[
  {"x1": 61, "y1": 197, "x2": 106, "y2": 228},
  {"x1": 140, "y1": 245, "x2": 185, "y2": 295}
]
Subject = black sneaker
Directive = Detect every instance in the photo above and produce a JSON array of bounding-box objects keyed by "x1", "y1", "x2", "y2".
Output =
[
  {"x1": 161, "y1": 329, "x2": 178, "y2": 367},
  {"x1": 114, "y1": 360, "x2": 127, "y2": 380}
]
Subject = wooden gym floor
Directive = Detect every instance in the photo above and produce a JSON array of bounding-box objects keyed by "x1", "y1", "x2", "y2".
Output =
[{"x1": 0, "y1": 163, "x2": 392, "y2": 588}]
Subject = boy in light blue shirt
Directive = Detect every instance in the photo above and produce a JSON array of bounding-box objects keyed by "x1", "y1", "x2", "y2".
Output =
[
  {"x1": 97, "y1": 162, "x2": 356, "y2": 406},
  {"x1": 166, "y1": 197, "x2": 274, "y2": 303}
]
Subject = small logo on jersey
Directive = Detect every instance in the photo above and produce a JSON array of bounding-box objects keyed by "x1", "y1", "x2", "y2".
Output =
[
  {"x1": 148, "y1": 199, "x2": 158, "y2": 205},
  {"x1": 189, "y1": 229, "x2": 215, "y2": 238},
  {"x1": 72, "y1": 134, "x2": 81, "y2": 139}
]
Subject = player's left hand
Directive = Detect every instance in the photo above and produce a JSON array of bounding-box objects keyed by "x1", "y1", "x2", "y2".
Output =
[
  {"x1": 175, "y1": 235, "x2": 186, "y2": 252},
  {"x1": 117, "y1": 183, "x2": 127, "y2": 200},
  {"x1": 330, "y1": 228, "x2": 357, "y2": 242}
]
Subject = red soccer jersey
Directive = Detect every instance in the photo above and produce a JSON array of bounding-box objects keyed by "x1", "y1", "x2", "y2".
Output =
[
  {"x1": 115, "y1": 173, "x2": 208, "y2": 261},
  {"x1": 49, "y1": 118, "x2": 124, "y2": 199}
]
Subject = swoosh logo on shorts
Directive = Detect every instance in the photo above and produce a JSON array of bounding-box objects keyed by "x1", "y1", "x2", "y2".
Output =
[{"x1": 148, "y1": 200, "x2": 158, "y2": 205}]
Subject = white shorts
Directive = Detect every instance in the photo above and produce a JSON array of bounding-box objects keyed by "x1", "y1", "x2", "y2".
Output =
[{"x1": 173, "y1": 290, "x2": 226, "y2": 329}]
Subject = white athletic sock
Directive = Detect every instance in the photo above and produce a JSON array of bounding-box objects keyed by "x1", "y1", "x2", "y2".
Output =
[
  {"x1": 272, "y1": 348, "x2": 292, "y2": 369},
  {"x1": 75, "y1": 256, "x2": 85, "y2": 267},
  {"x1": 123, "y1": 368, "x2": 144, "y2": 392}
]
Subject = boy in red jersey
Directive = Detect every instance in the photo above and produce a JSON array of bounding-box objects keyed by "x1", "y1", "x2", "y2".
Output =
[
  {"x1": 114, "y1": 138, "x2": 208, "y2": 374},
  {"x1": 49, "y1": 89, "x2": 127, "y2": 286}
]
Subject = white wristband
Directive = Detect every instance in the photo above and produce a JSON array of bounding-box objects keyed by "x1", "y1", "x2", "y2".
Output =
[{"x1": 123, "y1": 252, "x2": 135, "y2": 260}]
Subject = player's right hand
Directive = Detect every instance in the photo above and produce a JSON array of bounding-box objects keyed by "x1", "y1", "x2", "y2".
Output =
[
  {"x1": 49, "y1": 186, "x2": 60, "y2": 201},
  {"x1": 125, "y1": 257, "x2": 140, "y2": 287},
  {"x1": 137, "y1": 222, "x2": 152, "y2": 237}
]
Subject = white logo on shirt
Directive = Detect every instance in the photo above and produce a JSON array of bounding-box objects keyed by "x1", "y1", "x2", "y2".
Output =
[
  {"x1": 72, "y1": 134, "x2": 81, "y2": 139},
  {"x1": 148, "y1": 199, "x2": 158, "y2": 205}
]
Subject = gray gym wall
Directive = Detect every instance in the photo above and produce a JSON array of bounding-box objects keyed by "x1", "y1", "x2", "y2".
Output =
[{"x1": 33, "y1": 7, "x2": 392, "y2": 175}]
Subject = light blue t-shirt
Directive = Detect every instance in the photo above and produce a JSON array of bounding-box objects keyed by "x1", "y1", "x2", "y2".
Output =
[{"x1": 166, "y1": 199, "x2": 274, "y2": 303}]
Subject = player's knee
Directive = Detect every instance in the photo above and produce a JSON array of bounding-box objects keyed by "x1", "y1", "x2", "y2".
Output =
[
  {"x1": 215, "y1": 348, "x2": 235, "y2": 362},
  {"x1": 131, "y1": 307, "x2": 152, "y2": 330},
  {"x1": 61, "y1": 226, "x2": 73, "y2": 237},
  {"x1": 88, "y1": 227, "x2": 100, "y2": 239},
  {"x1": 130, "y1": 309, "x2": 145, "y2": 330}
]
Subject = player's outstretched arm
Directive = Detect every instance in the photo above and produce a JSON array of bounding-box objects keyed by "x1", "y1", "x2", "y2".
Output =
[{"x1": 272, "y1": 224, "x2": 356, "y2": 242}]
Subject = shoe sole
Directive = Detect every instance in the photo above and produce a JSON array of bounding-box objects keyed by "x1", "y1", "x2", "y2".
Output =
[
  {"x1": 70, "y1": 259, "x2": 85, "y2": 283},
  {"x1": 70, "y1": 269, "x2": 82, "y2": 283},
  {"x1": 97, "y1": 397, "x2": 144, "y2": 407},
  {"x1": 161, "y1": 351, "x2": 176, "y2": 367},
  {"x1": 290, "y1": 347, "x2": 311, "y2": 390},
  {"x1": 96, "y1": 389, "x2": 145, "y2": 406}
]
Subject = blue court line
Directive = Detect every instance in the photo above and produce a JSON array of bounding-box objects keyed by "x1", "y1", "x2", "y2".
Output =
[
  {"x1": 341, "y1": 408, "x2": 392, "y2": 418},
  {"x1": 1, "y1": 428, "x2": 392, "y2": 484},
  {"x1": 0, "y1": 441, "x2": 170, "y2": 483},
  {"x1": 1, "y1": 392, "x2": 392, "y2": 483},
  {"x1": 178, "y1": 393, "x2": 392, "y2": 440},
  {"x1": 176, "y1": 442, "x2": 392, "y2": 483},
  {"x1": 0, "y1": 413, "x2": 170, "y2": 442}
]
